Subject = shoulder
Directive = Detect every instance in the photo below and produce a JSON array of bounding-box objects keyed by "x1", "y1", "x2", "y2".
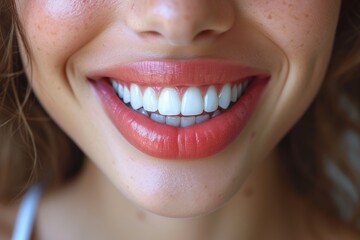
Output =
[{"x1": 0, "y1": 201, "x2": 20, "y2": 240}]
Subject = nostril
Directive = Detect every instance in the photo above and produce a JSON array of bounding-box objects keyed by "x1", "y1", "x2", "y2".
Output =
[
  {"x1": 141, "y1": 31, "x2": 163, "y2": 38},
  {"x1": 194, "y1": 30, "x2": 220, "y2": 42}
]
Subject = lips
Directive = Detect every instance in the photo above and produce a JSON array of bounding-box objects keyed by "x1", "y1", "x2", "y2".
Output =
[{"x1": 90, "y1": 60, "x2": 270, "y2": 159}]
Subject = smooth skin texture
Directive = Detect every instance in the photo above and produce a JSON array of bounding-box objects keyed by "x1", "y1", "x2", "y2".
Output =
[{"x1": 12, "y1": 0, "x2": 359, "y2": 239}]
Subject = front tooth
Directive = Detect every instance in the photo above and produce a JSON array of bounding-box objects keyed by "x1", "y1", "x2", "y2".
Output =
[
  {"x1": 151, "y1": 113, "x2": 166, "y2": 124},
  {"x1": 237, "y1": 83, "x2": 243, "y2": 98},
  {"x1": 181, "y1": 87, "x2": 204, "y2": 116},
  {"x1": 204, "y1": 86, "x2": 218, "y2": 112},
  {"x1": 158, "y1": 88, "x2": 181, "y2": 116},
  {"x1": 130, "y1": 84, "x2": 143, "y2": 110},
  {"x1": 218, "y1": 83, "x2": 231, "y2": 109},
  {"x1": 143, "y1": 87, "x2": 158, "y2": 112},
  {"x1": 166, "y1": 116, "x2": 181, "y2": 127},
  {"x1": 195, "y1": 114, "x2": 210, "y2": 124},
  {"x1": 231, "y1": 85, "x2": 237, "y2": 102},
  {"x1": 181, "y1": 116, "x2": 196, "y2": 127},
  {"x1": 123, "y1": 86, "x2": 130, "y2": 104}
]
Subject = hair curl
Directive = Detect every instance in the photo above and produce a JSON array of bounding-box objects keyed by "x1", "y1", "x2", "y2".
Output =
[{"x1": 0, "y1": 0, "x2": 83, "y2": 202}]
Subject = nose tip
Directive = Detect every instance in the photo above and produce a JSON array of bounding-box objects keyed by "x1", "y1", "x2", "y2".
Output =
[{"x1": 127, "y1": 0, "x2": 235, "y2": 46}]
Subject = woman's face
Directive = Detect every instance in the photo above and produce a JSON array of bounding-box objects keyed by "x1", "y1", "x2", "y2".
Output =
[{"x1": 16, "y1": 0, "x2": 340, "y2": 216}]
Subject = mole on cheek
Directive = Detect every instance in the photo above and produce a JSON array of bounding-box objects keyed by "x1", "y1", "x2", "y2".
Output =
[
  {"x1": 136, "y1": 211, "x2": 147, "y2": 221},
  {"x1": 250, "y1": 132, "x2": 256, "y2": 140},
  {"x1": 243, "y1": 188, "x2": 253, "y2": 198}
]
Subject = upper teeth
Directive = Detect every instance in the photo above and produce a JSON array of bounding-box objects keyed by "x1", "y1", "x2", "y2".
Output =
[{"x1": 111, "y1": 79, "x2": 250, "y2": 126}]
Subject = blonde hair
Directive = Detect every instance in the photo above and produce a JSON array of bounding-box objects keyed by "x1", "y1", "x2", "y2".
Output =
[
  {"x1": 1, "y1": 0, "x2": 360, "y2": 229},
  {"x1": 279, "y1": 0, "x2": 360, "y2": 226},
  {"x1": 0, "y1": 0, "x2": 83, "y2": 201}
]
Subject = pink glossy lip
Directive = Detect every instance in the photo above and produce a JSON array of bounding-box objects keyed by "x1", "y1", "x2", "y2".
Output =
[
  {"x1": 89, "y1": 59, "x2": 269, "y2": 86},
  {"x1": 90, "y1": 60, "x2": 270, "y2": 159}
]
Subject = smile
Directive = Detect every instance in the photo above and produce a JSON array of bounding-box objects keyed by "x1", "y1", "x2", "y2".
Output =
[
  {"x1": 110, "y1": 79, "x2": 251, "y2": 127},
  {"x1": 90, "y1": 60, "x2": 270, "y2": 159}
]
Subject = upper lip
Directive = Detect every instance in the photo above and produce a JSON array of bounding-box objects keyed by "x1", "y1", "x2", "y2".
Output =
[{"x1": 87, "y1": 59, "x2": 270, "y2": 86}]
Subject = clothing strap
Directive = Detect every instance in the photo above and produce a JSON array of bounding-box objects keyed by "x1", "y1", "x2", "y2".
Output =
[{"x1": 12, "y1": 184, "x2": 43, "y2": 240}]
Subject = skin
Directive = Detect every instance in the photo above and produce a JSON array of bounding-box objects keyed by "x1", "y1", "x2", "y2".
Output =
[{"x1": 13, "y1": 0, "x2": 357, "y2": 239}]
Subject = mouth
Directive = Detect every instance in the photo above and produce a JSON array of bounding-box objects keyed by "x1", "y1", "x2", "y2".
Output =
[
  {"x1": 110, "y1": 78, "x2": 252, "y2": 127},
  {"x1": 90, "y1": 60, "x2": 270, "y2": 159}
]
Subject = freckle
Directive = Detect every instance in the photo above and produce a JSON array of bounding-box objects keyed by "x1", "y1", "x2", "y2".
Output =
[
  {"x1": 243, "y1": 188, "x2": 253, "y2": 198},
  {"x1": 305, "y1": 14, "x2": 309, "y2": 18},
  {"x1": 136, "y1": 211, "x2": 146, "y2": 221},
  {"x1": 267, "y1": 14, "x2": 272, "y2": 20},
  {"x1": 204, "y1": 185, "x2": 208, "y2": 189},
  {"x1": 250, "y1": 132, "x2": 256, "y2": 140}
]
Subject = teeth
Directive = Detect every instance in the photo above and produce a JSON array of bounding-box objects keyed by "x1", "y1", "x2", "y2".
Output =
[
  {"x1": 181, "y1": 116, "x2": 196, "y2": 127},
  {"x1": 212, "y1": 110, "x2": 221, "y2": 118},
  {"x1": 166, "y1": 116, "x2": 181, "y2": 127},
  {"x1": 218, "y1": 83, "x2": 231, "y2": 109},
  {"x1": 111, "y1": 80, "x2": 118, "y2": 89},
  {"x1": 237, "y1": 83, "x2": 243, "y2": 97},
  {"x1": 111, "y1": 78, "x2": 253, "y2": 126},
  {"x1": 204, "y1": 86, "x2": 218, "y2": 113},
  {"x1": 143, "y1": 87, "x2": 158, "y2": 112},
  {"x1": 111, "y1": 80, "x2": 124, "y2": 98},
  {"x1": 158, "y1": 88, "x2": 181, "y2": 115},
  {"x1": 181, "y1": 87, "x2": 204, "y2": 116},
  {"x1": 151, "y1": 113, "x2": 166, "y2": 124},
  {"x1": 196, "y1": 114, "x2": 210, "y2": 124},
  {"x1": 123, "y1": 86, "x2": 131, "y2": 104},
  {"x1": 137, "y1": 108, "x2": 149, "y2": 117},
  {"x1": 231, "y1": 85, "x2": 238, "y2": 102},
  {"x1": 244, "y1": 79, "x2": 250, "y2": 89},
  {"x1": 130, "y1": 84, "x2": 143, "y2": 110},
  {"x1": 118, "y1": 84, "x2": 124, "y2": 98}
]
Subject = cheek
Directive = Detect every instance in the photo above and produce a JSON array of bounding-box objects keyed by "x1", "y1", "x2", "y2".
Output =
[
  {"x1": 241, "y1": 0, "x2": 340, "y2": 57},
  {"x1": 17, "y1": 0, "x2": 110, "y2": 65}
]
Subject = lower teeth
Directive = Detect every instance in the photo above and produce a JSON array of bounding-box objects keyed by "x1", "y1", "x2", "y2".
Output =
[{"x1": 126, "y1": 103, "x2": 224, "y2": 127}]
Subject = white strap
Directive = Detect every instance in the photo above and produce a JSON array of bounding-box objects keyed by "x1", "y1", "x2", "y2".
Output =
[{"x1": 12, "y1": 184, "x2": 42, "y2": 240}]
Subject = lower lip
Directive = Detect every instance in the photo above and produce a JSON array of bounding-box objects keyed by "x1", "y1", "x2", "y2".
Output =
[{"x1": 92, "y1": 78, "x2": 269, "y2": 160}]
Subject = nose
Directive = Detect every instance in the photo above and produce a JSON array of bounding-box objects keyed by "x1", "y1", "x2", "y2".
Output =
[{"x1": 126, "y1": 0, "x2": 235, "y2": 46}]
